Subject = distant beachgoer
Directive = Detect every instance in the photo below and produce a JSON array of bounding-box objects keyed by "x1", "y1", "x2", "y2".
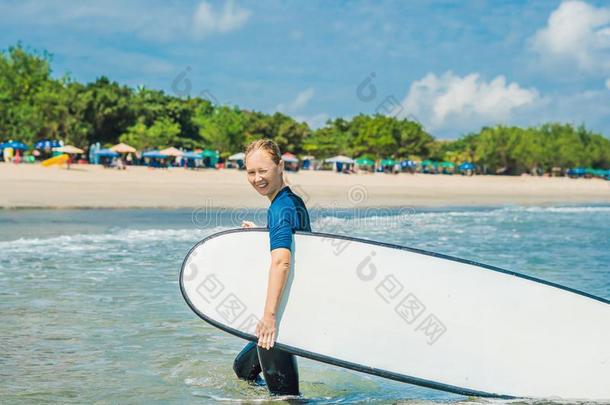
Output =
[{"x1": 232, "y1": 139, "x2": 310, "y2": 396}]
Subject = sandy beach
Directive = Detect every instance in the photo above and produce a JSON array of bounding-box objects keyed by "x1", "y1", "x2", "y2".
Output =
[{"x1": 1, "y1": 162, "x2": 609, "y2": 209}]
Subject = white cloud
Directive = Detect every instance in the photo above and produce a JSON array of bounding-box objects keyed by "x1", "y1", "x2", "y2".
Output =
[
  {"x1": 530, "y1": 1, "x2": 610, "y2": 72},
  {"x1": 276, "y1": 88, "x2": 327, "y2": 128},
  {"x1": 294, "y1": 113, "x2": 329, "y2": 129},
  {"x1": 276, "y1": 88, "x2": 315, "y2": 113},
  {"x1": 398, "y1": 72, "x2": 539, "y2": 133},
  {"x1": 193, "y1": 0, "x2": 251, "y2": 38}
]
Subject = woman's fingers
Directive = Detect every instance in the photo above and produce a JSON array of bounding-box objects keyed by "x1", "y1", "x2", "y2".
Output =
[{"x1": 256, "y1": 328, "x2": 274, "y2": 349}]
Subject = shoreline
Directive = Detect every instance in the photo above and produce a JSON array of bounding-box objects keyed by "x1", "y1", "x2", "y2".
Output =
[{"x1": 1, "y1": 163, "x2": 609, "y2": 209}]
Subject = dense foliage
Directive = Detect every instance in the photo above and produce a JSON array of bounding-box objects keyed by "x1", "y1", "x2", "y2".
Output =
[{"x1": 1, "y1": 44, "x2": 609, "y2": 172}]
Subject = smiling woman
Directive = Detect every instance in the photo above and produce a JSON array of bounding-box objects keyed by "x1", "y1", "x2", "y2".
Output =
[{"x1": 231, "y1": 139, "x2": 311, "y2": 396}]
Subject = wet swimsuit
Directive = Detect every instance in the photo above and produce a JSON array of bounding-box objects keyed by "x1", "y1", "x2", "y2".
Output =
[{"x1": 233, "y1": 186, "x2": 310, "y2": 396}]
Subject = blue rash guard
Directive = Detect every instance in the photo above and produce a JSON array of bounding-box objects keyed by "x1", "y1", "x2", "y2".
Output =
[{"x1": 267, "y1": 186, "x2": 311, "y2": 251}]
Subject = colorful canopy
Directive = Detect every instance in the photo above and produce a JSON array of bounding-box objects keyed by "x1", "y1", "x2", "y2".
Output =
[
  {"x1": 281, "y1": 153, "x2": 299, "y2": 163},
  {"x1": 182, "y1": 151, "x2": 204, "y2": 159},
  {"x1": 325, "y1": 155, "x2": 354, "y2": 164},
  {"x1": 0, "y1": 141, "x2": 28, "y2": 150},
  {"x1": 53, "y1": 145, "x2": 84, "y2": 154},
  {"x1": 142, "y1": 150, "x2": 168, "y2": 158},
  {"x1": 355, "y1": 157, "x2": 375, "y2": 166},
  {"x1": 158, "y1": 147, "x2": 183, "y2": 157},
  {"x1": 95, "y1": 149, "x2": 119, "y2": 157},
  {"x1": 380, "y1": 159, "x2": 396, "y2": 166},
  {"x1": 459, "y1": 162, "x2": 475, "y2": 170},
  {"x1": 201, "y1": 149, "x2": 219, "y2": 158},
  {"x1": 34, "y1": 139, "x2": 62, "y2": 149},
  {"x1": 228, "y1": 152, "x2": 245, "y2": 161},
  {"x1": 111, "y1": 143, "x2": 136, "y2": 153}
]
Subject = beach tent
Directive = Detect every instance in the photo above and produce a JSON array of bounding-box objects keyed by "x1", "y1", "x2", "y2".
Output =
[
  {"x1": 95, "y1": 149, "x2": 119, "y2": 157},
  {"x1": 111, "y1": 143, "x2": 136, "y2": 153},
  {"x1": 142, "y1": 150, "x2": 170, "y2": 168},
  {"x1": 301, "y1": 155, "x2": 315, "y2": 170},
  {"x1": 227, "y1": 152, "x2": 245, "y2": 169},
  {"x1": 95, "y1": 149, "x2": 119, "y2": 167},
  {"x1": 281, "y1": 153, "x2": 299, "y2": 163},
  {"x1": 420, "y1": 159, "x2": 439, "y2": 174},
  {"x1": 380, "y1": 158, "x2": 395, "y2": 167},
  {"x1": 200, "y1": 149, "x2": 219, "y2": 168},
  {"x1": 159, "y1": 147, "x2": 183, "y2": 157},
  {"x1": 34, "y1": 139, "x2": 62, "y2": 150},
  {"x1": 325, "y1": 155, "x2": 354, "y2": 172}
]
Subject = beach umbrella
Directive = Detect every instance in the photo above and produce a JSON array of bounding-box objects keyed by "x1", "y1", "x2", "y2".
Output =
[
  {"x1": 355, "y1": 157, "x2": 375, "y2": 166},
  {"x1": 142, "y1": 150, "x2": 168, "y2": 158},
  {"x1": 281, "y1": 152, "x2": 299, "y2": 163},
  {"x1": 441, "y1": 161, "x2": 455, "y2": 168},
  {"x1": 53, "y1": 145, "x2": 84, "y2": 154},
  {"x1": 458, "y1": 162, "x2": 475, "y2": 170},
  {"x1": 380, "y1": 158, "x2": 396, "y2": 166},
  {"x1": 110, "y1": 142, "x2": 136, "y2": 153},
  {"x1": 228, "y1": 152, "x2": 245, "y2": 161},
  {"x1": 401, "y1": 160, "x2": 417, "y2": 168},
  {"x1": 34, "y1": 139, "x2": 62, "y2": 149},
  {"x1": 95, "y1": 149, "x2": 119, "y2": 157},
  {"x1": 420, "y1": 159, "x2": 434, "y2": 166},
  {"x1": 325, "y1": 155, "x2": 354, "y2": 164},
  {"x1": 159, "y1": 147, "x2": 183, "y2": 157},
  {"x1": 1, "y1": 141, "x2": 28, "y2": 150},
  {"x1": 301, "y1": 155, "x2": 315, "y2": 160},
  {"x1": 567, "y1": 167, "x2": 585, "y2": 177}
]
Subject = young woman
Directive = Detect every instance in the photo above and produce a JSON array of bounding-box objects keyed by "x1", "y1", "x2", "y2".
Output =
[{"x1": 232, "y1": 139, "x2": 311, "y2": 396}]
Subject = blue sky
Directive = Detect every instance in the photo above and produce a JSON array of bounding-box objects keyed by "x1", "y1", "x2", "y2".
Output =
[{"x1": 1, "y1": 0, "x2": 610, "y2": 138}]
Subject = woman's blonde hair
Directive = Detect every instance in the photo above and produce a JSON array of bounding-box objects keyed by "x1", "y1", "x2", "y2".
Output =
[{"x1": 244, "y1": 139, "x2": 282, "y2": 165}]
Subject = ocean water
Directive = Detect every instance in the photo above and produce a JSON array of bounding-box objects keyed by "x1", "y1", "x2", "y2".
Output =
[{"x1": 0, "y1": 205, "x2": 608, "y2": 404}]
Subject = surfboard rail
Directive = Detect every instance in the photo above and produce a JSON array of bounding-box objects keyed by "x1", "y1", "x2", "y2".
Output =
[{"x1": 180, "y1": 228, "x2": 610, "y2": 400}]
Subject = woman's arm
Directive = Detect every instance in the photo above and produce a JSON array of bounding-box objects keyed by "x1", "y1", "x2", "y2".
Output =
[{"x1": 256, "y1": 247, "x2": 291, "y2": 350}]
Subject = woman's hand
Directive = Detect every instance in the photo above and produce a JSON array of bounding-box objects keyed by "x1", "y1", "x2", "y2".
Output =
[
  {"x1": 241, "y1": 220, "x2": 257, "y2": 228},
  {"x1": 255, "y1": 314, "x2": 277, "y2": 350}
]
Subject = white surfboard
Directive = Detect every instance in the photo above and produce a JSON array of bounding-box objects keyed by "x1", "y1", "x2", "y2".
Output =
[{"x1": 180, "y1": 228, "x2": 610, "y2": 400}]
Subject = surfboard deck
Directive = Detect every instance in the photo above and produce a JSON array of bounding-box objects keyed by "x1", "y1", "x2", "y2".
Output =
[{"x1": 180, "y1": 228, "x2": 610, "y2": 400}]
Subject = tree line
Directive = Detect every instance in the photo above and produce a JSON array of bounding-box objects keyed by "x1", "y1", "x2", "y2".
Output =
[{"x1": 1, "y1": 44, "x2": 609, "y2": 174}]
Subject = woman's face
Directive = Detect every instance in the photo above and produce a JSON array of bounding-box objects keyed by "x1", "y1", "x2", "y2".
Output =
[{"x1": 245, "y1": 149, "x2": 284, "y2": 198}]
